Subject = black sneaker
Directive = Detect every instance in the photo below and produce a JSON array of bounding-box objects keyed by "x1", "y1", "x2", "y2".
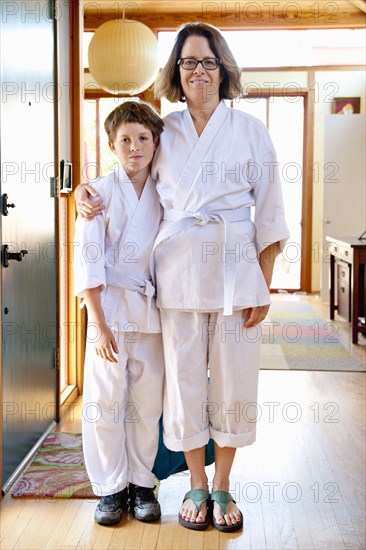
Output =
[
  {"x1": 94, "y1": 487, "x2": 129, "y2": 525},
  {"x1": 129, "y1": 483, "x2": 161, "y2": 522}
]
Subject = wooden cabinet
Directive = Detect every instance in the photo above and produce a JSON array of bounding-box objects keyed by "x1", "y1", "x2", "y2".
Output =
[{"x1": 327, "y1": 236, "x2": 366, "y2": 344}]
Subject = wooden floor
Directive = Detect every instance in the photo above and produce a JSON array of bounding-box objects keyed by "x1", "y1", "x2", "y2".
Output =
[{"x1": 1, "y1": 297, "x2": 365, "y2": 550}]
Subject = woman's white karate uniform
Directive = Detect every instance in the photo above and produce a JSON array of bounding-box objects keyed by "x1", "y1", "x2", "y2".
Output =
[
  {"x1": 74, "y1": 166, "x2": 164, "y2": 496},
  {"x1": 151, "y1": 101, "x2": 290, "y2": 452}
]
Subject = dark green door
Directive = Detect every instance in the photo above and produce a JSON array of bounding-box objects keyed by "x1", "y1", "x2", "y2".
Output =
[{"x1": 1, "y1": 0, "x2": 58, "y2": 487}]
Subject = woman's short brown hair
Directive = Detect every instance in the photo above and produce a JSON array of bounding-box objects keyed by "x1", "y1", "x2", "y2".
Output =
[
  {"x1": 104, "y1": 100, "x2": 164, "y2": 143},
  {"x1": 154, "y1": 22, "x2": 242, "y2": 103}
]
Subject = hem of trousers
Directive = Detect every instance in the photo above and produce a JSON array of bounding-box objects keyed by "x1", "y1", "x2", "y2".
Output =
[
  {"x1": 90, "y1": 479, "x2": 129, "y2": 497},
  {"x1": 128, "y1": 468, "x2": 156, "y2": 489},
  {"x1": 210, "y1": 427, "x2": 257, "y2": 448},
  {"x1": 163, "y1": 428, "x2": 210, "y2": 452}
]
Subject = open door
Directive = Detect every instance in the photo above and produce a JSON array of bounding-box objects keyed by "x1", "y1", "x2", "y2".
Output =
[{"x1": 1, "y1": 0, "x2": 58, "y2": 490}]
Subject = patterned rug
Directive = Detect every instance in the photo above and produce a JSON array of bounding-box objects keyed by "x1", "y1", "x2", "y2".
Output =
[
  {"x1": 11, "y1": 432, "x2": 96, "y2": 498},
  {"x1": 260, "y1": 295, "x2": 365, "y2": 371}
]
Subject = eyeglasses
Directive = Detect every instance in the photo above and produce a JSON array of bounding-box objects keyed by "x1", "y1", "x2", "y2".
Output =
[{"x1": 177, "y1": 58, "x2": 221, "y2": 70}]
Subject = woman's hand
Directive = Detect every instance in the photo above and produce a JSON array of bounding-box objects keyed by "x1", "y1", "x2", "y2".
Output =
[
  {"x1": 93, "y1": 325, "x2": 119, "y2": 363},
  {"x1": 242, "y1": 304, "x2": 270, "y2": 328},
  {"x1": 242, "y1": 242, "x2": 281, "y2": 327},
  {"x1": 74, "y1": 184, "x2": 105, "y2": 219}
]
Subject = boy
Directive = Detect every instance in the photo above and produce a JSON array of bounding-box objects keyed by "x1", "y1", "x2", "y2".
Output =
[{"x1": 73, "y1": 101, "x2": 164, "y2": 526}]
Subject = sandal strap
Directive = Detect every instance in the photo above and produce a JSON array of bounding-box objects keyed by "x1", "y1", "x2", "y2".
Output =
[
  {"x1": 210, "y1": 490, "x2": 236, "y2": 516},
  {"x1": 182, "y1": 489, "x2": 210, "y2": 512}
]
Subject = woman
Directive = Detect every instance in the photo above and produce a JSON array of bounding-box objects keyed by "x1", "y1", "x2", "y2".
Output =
[{"x1": 75, "y1": 22, "x2": 289, "y2": 532}]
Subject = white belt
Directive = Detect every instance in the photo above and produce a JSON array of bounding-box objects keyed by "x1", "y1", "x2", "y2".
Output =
[
  {"x1": 152, "y1": 207, "x2": 251, "y2": 315},
  {"x1": 81, "y1": 272, "x2": 156, "y2": 328}
]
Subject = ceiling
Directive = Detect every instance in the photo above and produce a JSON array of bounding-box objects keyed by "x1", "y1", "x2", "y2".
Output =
[{"x1": 83, "y1": 0, "x2": 366, "y2": 31}]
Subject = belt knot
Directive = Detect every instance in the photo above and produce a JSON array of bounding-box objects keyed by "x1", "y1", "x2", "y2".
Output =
[{"x1": 192, "y1": 211, "x2": 210, "y2": 225}]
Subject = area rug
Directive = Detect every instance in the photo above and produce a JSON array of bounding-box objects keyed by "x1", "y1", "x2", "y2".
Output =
[
  {"x1": 260, "y1": 295, "x2": 365, "y2": 372},
  {"x1": 11, "y1": 432, "x2": 96, "y2": 498}
]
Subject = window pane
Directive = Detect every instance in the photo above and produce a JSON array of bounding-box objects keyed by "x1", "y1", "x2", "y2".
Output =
[
  {"x1": 157, "y1": 29, "x2": 366, "y2": 68},
  {"x1": 269, "y1": 97, "x2": 304, "y2": 289},
  {"x1": 83, "y1": 98, "x2": 97, "y2": 181},
  {"x1": 233, "y1": 97, "x2": 267, "y2": 125}
]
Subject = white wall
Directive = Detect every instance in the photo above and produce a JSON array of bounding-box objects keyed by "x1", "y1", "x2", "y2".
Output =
[{"x1": 312, "y1": 69, "x2": 366, "y2": 293}]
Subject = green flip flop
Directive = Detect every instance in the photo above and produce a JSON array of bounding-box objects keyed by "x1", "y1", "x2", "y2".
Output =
[
  {"x1": 210, "y1": 490, "x2": 243, "y2": 532},
  {"x1": 178, "y1": 489, "x2": 210, "y2": 531}
]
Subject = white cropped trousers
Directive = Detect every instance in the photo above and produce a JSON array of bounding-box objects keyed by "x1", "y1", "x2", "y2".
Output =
[
  {"x1": 82, "y1": 331, "x2": 164, "y2": 496},
  {"x1": 160, "y1": 309, "x2": 262, "y2": 452}
]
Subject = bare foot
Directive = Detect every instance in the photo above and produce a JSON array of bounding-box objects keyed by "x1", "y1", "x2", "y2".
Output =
[
  {"x1": 212, "y1": 499, "x2": 242, "y2": 527},
  {"x1": 180, "y1": 498, "x2": 208, "y2": 524}
]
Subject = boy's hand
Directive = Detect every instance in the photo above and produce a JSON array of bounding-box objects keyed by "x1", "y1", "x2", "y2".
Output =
[
  {"x1": 94, "y1": 326, "x2": 119, "y2": 363},
  {"x1": 74, "y1": 184, "x2": 105, "y2": 219}
]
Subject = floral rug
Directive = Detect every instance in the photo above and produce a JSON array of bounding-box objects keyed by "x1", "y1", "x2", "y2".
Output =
[{"x1": 11, "y1": 432, "x2": 96, "y2": 498}]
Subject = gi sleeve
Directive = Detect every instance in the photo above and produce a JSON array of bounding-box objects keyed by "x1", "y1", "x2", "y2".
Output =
[
  {"x1": 251, "y1": 141, "x2": 290, "y2": 254},
  {"x1": 73, "y1": 208, "x2": 107, "y2": 298}
]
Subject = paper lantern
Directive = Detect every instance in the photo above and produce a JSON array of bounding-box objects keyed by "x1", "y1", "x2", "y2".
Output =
[{"x1": 88, "y1": 19, "x2": 159, "y2": 95}]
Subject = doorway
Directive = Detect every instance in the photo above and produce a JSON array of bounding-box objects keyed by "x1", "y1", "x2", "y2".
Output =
[{"x1": 233, "y1": 95, "x2": 305, "y2": 290}]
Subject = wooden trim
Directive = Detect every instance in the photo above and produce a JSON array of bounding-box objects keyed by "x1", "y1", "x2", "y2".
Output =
[
  {"x1": 303, "y1": 74, "x2": 315, "y2": 293},
  {"x1": 349, "y1": 0, "x2": 366, "y2": 14},
  {"x1": 84, "y1": 13, "x2": 366, "y2": 32},
  {"x1": 60, "y1": 385, "x2": 79, "y2": 419},
  {"x1": 69, "y1": 0, "x2": 85, "y2": 395},
  {"x1": 242, "y1": 65, "x2": 366, "y2": 72},
  {"x1": 265, "y1": 96, "x2": 270, "y2": 128},
  {"x1": 96, "y1": 98, "x2": 101, "y2": 177},
  {"x1": 85, "y1": 63, "x2": 366, "y2": 74},
  {"x1": 246, "y1": 87, "x2": 309, "y2": 96}
]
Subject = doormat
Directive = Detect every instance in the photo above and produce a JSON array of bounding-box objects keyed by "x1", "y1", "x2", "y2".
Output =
[
  {"x1": 260, "y1": 296, "x2": 365, "y2": 372},
  {"x1": 11, "y1": 432, "x2": 97, "y2": 498}
]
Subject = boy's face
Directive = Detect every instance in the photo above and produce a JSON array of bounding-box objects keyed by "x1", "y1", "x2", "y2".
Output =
[{"x1": 109, "y1": 122, "x2": 157, "y2": 179}]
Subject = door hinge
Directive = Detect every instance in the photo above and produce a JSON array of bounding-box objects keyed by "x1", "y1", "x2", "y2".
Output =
[
  {"x1": 50, "y1": 176, "x2": 59, "y2": 198},
  {"x1": 48, "y1": 0, "x2": 56, "y2": 20},
  {"x1": 54, "y1": 347, "x2": 60, "y2": 371}
]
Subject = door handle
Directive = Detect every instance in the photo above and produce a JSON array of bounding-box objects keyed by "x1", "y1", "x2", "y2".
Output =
[
  {"x1": 1, "y1": 194, "x2": 16, "y2": 216},
  {"x1": 1, "y1": 244, "x2": 28, "y2": 268}
]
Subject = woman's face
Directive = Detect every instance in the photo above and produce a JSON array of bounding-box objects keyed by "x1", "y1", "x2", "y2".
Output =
[{"x1": 179, "y1": 35, "x2": 221, "y2": 105}]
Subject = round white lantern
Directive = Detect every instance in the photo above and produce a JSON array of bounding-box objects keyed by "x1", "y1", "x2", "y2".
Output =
[{"x1": 88, "y1": 19, "x2": 159, "y2": 95}]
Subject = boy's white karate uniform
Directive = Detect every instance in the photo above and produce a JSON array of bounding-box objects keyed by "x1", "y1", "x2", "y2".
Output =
[
  {"x1": 74, "y1": 166, "x2": 164, "y2": 496},
  {"x1": 152, "y1": 102, "x2": 290, "y2": 451}
]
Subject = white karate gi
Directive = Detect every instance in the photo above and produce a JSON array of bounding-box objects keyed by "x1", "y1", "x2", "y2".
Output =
[
  {"x1": 74, "y1": 166, "x2": 164, "y2": 495},
  {"x1": 151, "y1": 101, "x2": 290, "y2": 451}
]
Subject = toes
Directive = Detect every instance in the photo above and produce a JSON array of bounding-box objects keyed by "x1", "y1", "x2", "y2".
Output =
[
  {"x1": 180, "y1": 506, "x2": 189, "y2": 520},
  {"x1": 180, "y1": 499, "x2": 206, "y2": 524},
  {"x1": 224, "y1": 513, "x2": 233, "y2": 525}
]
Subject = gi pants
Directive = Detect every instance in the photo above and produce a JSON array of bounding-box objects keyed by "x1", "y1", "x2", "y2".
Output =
[
  {"x1": 160, "y1": 309, "x2": 262, "y2": 452},
  {"x1": 82, "y1": 330, "x2": 164, "y2": 497}
]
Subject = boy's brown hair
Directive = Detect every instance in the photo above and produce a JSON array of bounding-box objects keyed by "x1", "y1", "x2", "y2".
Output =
[{"x1": 104, "y1": 100, "x2": 164, "y2": 143}]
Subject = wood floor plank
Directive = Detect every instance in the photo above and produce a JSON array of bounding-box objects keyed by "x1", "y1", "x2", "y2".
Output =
[
  {"x1": 13, "y1": 502, "x2": 65, "y2": 550},
  {"x1": 139, "y1": 522, "x2": 160, "y2": 550},
  {"x1": 0, "y1": 514, "x2": 30, "y2": 550},
  {"x1": 45, "y1": 501, "x2": 84, "y2": 550},
  {"x1": 154, "y1": 520, "x2": 176, "y2": 550},
  {"x1": 107, "y1": 522, "x2": 129, "y2": 550},
  {"x1": 60, "y1": 501, "x2": 96, "y2": 549},
  {"x1": 123, "y1": 516, "x2": 145, "y2": 550}
]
